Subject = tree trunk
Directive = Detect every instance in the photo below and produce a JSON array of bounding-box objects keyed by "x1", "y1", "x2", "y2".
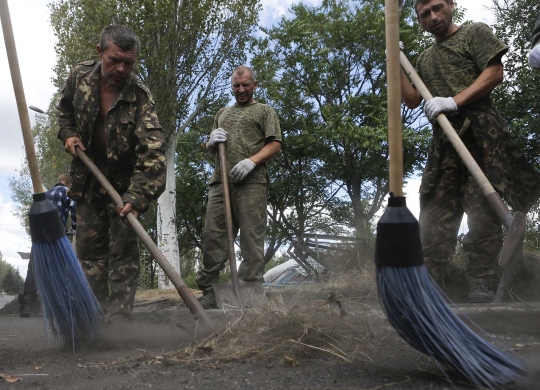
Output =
[{"x1": 157, "y1": 133, "x2": 181, "y2": 289}]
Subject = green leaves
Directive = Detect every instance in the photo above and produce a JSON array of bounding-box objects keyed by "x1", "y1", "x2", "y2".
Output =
[
  {"x1": 491, "y1": 0, "x2": 540, "y2": 168},
  {"x1": 253, "y1": 0, "x2": 429, "y2": 238}
]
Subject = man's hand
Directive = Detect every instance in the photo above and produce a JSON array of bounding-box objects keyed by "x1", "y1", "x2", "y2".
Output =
[
  {"x1": 116, "y1": 203, "x2": 140, "y2": 220},
  {"x1": 64, "y1": 136, "x2": 86, "y2": 157},
  {"x1": 208, "y1": 128, "x2": 227, "y2": 147},
  {"x1": 529, "y1": 45, "x2": 540, "y2": 69},
  {"x1": 230, "y1": 159, "x2": 256, "y2": 181},
  {"x1": 424, "y1": 97, "x2": 458, "y2": 120}
]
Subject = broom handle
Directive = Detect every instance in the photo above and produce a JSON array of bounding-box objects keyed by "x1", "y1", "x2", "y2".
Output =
[
  {"x1": 385, "y1": 0, "x2": 403, "y2": 196},
  {"x1": 399, "y1": 52, "x2": 513, "y2": 228},
  {"x1": 218, "y1": 142, "x2": 243, "y2": 309},
  {"x1": 75, "y1": 148, "x2": 213, "y2": 328},
  {"x1": 0, "y1": 0, "x2": 44, "y2": 194}
]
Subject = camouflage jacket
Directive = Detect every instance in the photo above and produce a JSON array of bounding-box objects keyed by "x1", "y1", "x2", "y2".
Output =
[
  {"x1": 421, "y1": 104, "x2": 540, "y2": 213},
  {"x1": 532, "y1": 13, "x2": 540, "y2": 48},
  {"x1": 56, "y1": 60, "x2": 166, "y2": 213},
  {"x1": 417, "y1": 24, "x2": 540, "y2": 212}
]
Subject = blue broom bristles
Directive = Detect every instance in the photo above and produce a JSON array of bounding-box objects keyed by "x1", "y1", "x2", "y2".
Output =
[
  {"x1": 32, "y1": 235, "x2": 102, "y2": 347},
  {"x1": 377, "y1": 265, "x2": 526, "y2": 389}
]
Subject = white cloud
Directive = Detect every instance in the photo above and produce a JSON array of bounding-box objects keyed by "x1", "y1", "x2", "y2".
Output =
[
  {"x1": 461, "y1": 2, "x2": 495, "y2": 25},
  {"x1": 0, "y1": 194, "x2": 31, "y2": 278},
  {"x1": 0, "y1": 0, "x2": 57, "y2": 176},
  {"x1": 0, "y1": 0, "x2": 57, "y2": 280}
]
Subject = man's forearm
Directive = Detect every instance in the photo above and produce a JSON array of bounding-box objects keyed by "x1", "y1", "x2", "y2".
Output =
[
  {"x1": 206, "y1": 140, "x2": 218, "y2": 155},
  {"x1": 401, "y1": 68, "x2": 422, "y2": 109},
  {"x1": 453, "y1": 62, "x2": 503, "y2": 108},
  {"x1": 249, "y1": 140, "x2": 281, "y2": 165}
]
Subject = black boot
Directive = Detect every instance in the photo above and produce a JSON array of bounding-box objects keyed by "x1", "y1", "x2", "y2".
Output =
[
  {"x1": 19, "y1": 293, "x2": 37, "y2": 318},
  {"x1": 199, "y1": 291, "x2": 218, "y2": 310}
]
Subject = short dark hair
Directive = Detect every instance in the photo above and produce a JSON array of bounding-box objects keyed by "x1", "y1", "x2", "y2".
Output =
[
  {"x1": 414, "y1": 0, "x2": 451, "y2": 15},
  {"x1": 231, "y1": 66, "x2": 256, "y2": 83},
  {"x1": 99, "y1": 24, "x2": 140, "y2": 53}
]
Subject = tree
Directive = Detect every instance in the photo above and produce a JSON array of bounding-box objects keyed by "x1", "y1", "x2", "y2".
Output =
[
  {"x1": 1, "y1": 267, "x2": 23, "y2": 295},
  {"x1": 490, "y1": 0, "x2": 540, "y2": 166},
  {"x1": 44, "y1": 0, "x2": 261, "y2": 288},
  {"x1": 9, "y1": 98, "x2": 72, "y2": 235},
  {"x1": 252, "y1": 0, "x2": 430, "y2": 239},
  {"x1": 489, "y1": 0, "x2": 540, "y2": 244}
]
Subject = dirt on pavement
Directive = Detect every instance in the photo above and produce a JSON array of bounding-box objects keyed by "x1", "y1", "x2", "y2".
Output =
[{"x1": 1, "y1": 284, "x2": 540, "y2": 390}]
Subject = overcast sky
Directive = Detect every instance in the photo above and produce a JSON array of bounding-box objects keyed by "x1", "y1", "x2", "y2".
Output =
[{"x1": 0, "y1": 0, "x2": 494, "y2": 278}]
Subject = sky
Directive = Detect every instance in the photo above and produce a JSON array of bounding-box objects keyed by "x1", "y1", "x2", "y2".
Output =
[{"x1": 0, "y1": 0, "x2": 495, "y2": 279}]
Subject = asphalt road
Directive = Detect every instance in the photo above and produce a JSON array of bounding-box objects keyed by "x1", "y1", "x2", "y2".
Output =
[{"x1": 0, "y1": 295, "x2": 15, "y2": 310}]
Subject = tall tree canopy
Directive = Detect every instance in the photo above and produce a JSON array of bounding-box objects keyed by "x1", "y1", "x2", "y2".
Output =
[
  {"x1": 45, "y1": 0, "x2": 260, "y2": 284},
  {"x1": 252, "y1": 0, "x2": 430, "y2": 238}
]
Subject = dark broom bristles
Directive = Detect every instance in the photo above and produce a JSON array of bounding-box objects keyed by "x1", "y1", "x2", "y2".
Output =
[
  {"x1": 375, "y1": 196, "x2": 526, "y2": 389},
  {"x1": 32, "y1": 236, "x2": 102, "y2": 347},
  {"x1": 29, "y1": 193, "x2": 102, "y2": 348},
  {"x1": 377, "y1": 266, "x2": 526, "y2": 389}
]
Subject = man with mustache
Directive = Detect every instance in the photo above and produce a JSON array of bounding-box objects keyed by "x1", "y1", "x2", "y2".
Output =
[
  {"x1": 196, "y1": 66, "x2": 282, "y2": 309},
  {"x1": 400, "y1": 0, "x2": 540, "y2": 302},
  {"x1": 57, "y1": 24, "x2": 166, "y2": 323}
]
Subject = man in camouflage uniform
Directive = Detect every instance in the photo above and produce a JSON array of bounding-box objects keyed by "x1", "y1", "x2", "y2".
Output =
[
  {"x1": 530, "y1": 13, "x2": 540, "y2": 69},
  {"x1": 196, "y1": 66, "x2": 282, "y2": 309},
  {"x1": 56, "y1": 25, "x2": 166, "y2": 322},
  {"x1": 401, "y1": 0, "x2": 540, "y2": 302}
]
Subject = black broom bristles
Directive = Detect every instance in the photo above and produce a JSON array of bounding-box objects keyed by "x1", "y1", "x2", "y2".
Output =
[{"x1": 375, "y1": 195, "x2": 526, "y2": 389}]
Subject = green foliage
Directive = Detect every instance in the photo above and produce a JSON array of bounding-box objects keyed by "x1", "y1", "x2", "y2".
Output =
[
  {"x1": 1, "y1": 267, "x2": 24, "y2": 295},
  {"x1": 489, "y1": 0, "x2": 540, "y2": 248},
  {"x1": 252, "y1": 0, "x2": 430, "y2": 240},
  {"x1": 490, "y1": 0, "x2": 540, "y2": 168},
  {"x1": 48, "y1": 0, "x2": 261, "y2": 137},
  {"x1": 0, "y1": 252, "x2": 17, "y2": 286}
]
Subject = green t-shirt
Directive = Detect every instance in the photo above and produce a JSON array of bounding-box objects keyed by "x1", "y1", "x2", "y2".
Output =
[
  {"x1": 209, "y1": 102, "x2": 282, "y2": 184},
  {"x1": 417, "y1": 23, "x2": 508, "y2": 99}
]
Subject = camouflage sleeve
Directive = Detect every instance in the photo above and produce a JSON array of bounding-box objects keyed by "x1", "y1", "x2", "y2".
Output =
[
  {"x1": 470, "y1": 23, "x2": 508, "y2": 71},
  {"x1": 263, "y1": 106, "x2": 282, "y2": 143},
  {"x1": 213, "y1": 107, "x2": 226, "y2": 130},
  {"x1": 56, "y1": 68, "x2": 81, "y2": 142},
  {"x1": 121, "y1": 91, "x2": 167, "y2": 214},
  {"x1": 532, "y1": 13, "x2": 540, "y2": 48}
]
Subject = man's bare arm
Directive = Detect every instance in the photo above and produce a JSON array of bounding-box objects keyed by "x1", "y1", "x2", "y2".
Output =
[
  {"x1": 249, "y1": 140, "x2": 281, "y2": 165},
  {"x1": 452, "y1": 60, "x2": 504, "y2": 108},
  {"x1": 401, "y1": 68, "x2": 422, "y2": 109}
]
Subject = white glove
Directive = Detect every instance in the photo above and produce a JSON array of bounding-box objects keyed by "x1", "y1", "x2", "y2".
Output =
[
  {"x1": 424, "y1": 97, "x2": 458, "y2": 121},
  {"x1": 529, "y1": 45, "x2": 540, "y2": 69},
  {"x1": 208, "y1": 128, "x2": 227, "y2": 147},
  {"x1": 230, "y1": 159, "x2": 256, "y2": 181}
]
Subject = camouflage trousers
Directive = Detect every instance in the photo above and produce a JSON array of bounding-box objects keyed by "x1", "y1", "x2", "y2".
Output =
[
  {"x1": 419, "y1": 140, "x2": 503, "y2": 288},
  {"x1": 76, "y1": 178, "x2": 140, "y2": 320},
  {"x1": 23, "y1": 254, "x2": 37, "y2": 295},
  {"x1": 197, "y1": 183, "x2": 267, "y2": 292}
]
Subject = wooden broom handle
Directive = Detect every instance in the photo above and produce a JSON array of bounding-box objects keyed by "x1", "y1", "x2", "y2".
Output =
[
  {"x1": 75, "y1": 148, "x2": 214, "y2": 327},
  {"x1": 399, "y1": 51, "x2": 497, "y2": 197},
  {"x1": 0, "y1": 0, "x2": 44, "y2": 194},
  {"x1": 385, "y1": 0, "x2": 403, "y2": 196},
  {"x1": 218, "y1": 142, "x2": 243, "y2": 309}
]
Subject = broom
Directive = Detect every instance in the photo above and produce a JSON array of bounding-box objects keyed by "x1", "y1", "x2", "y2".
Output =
[
  {"x1": 0, "y1": 0, "x2": 101, "y2": 348},
  {"x1": 374, "y1": 0, "x2": 526, "y2": 387}
]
